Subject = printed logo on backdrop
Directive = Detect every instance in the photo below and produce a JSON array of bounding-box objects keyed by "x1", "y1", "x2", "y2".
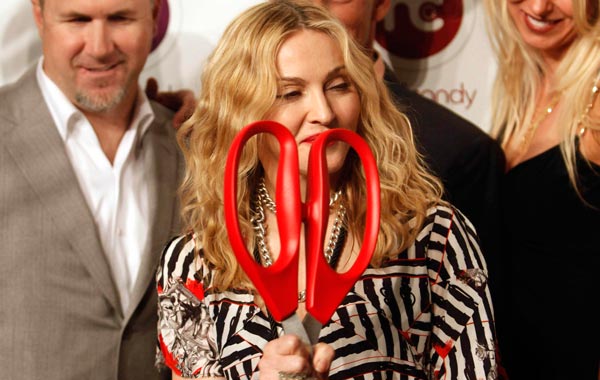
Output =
[
  {"x1": 375, "y1": 0, "x2": 478, "y2": 111},
  {"x1": 376, "y1": 0, "x2": 475, "y2": 67},
  {"x1": 146, "y1": 0, "x2": 181, "y2": 70},
  {"x1": 152, "y1": 0, "x2": 170, "y2": 52}
]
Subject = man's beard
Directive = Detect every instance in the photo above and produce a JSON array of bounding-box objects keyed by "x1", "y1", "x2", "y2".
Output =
[{"x1": 75, "y1": 81, "x2": 129, "y2": 113}]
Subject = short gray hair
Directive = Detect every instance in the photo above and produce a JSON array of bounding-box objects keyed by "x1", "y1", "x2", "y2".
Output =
[{"x1": 39, "y1": 0, "x2": 156, "y2": 10}]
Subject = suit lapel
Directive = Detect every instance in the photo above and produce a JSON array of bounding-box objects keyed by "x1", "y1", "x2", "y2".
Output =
[
  {"x1": 5, "y1": 69, "x2": 123, "y2": 315},
  {"x1": 125, "y1": 105, "x2": 181, "y2": 320}
]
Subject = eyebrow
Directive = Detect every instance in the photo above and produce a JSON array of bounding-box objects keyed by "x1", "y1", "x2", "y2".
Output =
[
  {"x1": 278, "y1": 65, "x2": 348, "y2": 84},
  {"x1": 59, "y1": 8, "x2": 137, "y2": 20}
]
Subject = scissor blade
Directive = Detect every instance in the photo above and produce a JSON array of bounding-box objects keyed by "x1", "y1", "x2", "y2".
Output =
[
  {"x1": 281, "y1": 313, "x2": 321, "y2": 348},
  {"x1": 302, "y1": 313, "x2": 322, "y2": 345}
]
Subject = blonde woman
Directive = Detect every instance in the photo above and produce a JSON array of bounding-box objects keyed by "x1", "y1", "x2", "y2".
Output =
[
  {"x1": 485, "y1": 0, "x2": 600, "y2": 379},
  {"x1": 156, "y1": 1, "x2": 500, "y2": 379}
]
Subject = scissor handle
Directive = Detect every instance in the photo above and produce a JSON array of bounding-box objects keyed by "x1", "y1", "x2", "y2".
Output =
[
  {"x1": 224, "y1": 120, "x2": 302, "y2": 322},
  {"x1": 304, "y1": 129, "x2": 380, "y2": 324}
]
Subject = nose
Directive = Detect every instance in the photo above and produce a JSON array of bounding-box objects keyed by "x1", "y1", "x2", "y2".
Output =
[
  {"x1": 85, "y1": 20, "x2": 115, "y2": 58},
  {"x1": 308, "y1": 90, "x2": 335, "y2": 126},
  {"x1": 530, "y1": 0, "x2": 553, "y2": 15}
]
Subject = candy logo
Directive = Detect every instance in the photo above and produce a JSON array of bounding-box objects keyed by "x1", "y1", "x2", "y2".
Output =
[
  {"x1": 151, "y1": 0, "x2": 170, "y2": 52},
  {"x1": 377, "y1": 0, "x2": 474, "y2": 66}
]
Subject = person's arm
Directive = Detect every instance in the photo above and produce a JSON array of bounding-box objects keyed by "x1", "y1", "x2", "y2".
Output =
[
  {"x1": 156, "y1": 235, "x2": 224, "y2": 379},
  {"x1": 427, "y1": 206, "x2": 506, "y2": 379}
]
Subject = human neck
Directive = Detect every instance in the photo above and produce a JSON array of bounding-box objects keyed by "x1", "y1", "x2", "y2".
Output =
[
  {"x1": 81, "y1": 94, "x2": 137, "y2": 165},
  {"x1": 539, "y1": 42, "x2": 573, "y2": 79},
  {"x1": 371, "y1": 49, "x2": 385, "y2": 80},
  {"x1": 373, "y1": 54, "x2": 385, "y2": 80},
  {"x1": 261, "y1": 174, "x2": 341, "y2": 205}
]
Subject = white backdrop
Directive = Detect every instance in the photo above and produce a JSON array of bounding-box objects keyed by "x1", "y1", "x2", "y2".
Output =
[{"x1": 0, "y1": 0, "x2": 495, "y2": 131}]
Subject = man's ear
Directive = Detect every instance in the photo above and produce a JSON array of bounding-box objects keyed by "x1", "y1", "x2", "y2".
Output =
[
  {"x1": 152, "y1": 0, "x2": 163, "y2": 37},
  {"x1": 153, "y1": 0, "x2": 163, "y2": 21},
  {"x1": 31, "y1": 0, "x2": 44, "y2": 37},
  {"x1": 374, "y1": 0, "x2": 391, "y2": 23}
]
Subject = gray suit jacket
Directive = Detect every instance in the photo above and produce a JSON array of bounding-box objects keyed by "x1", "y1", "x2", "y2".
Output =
[{"x1": 0, "y1": 67, "x2": 183, "y2": 380}]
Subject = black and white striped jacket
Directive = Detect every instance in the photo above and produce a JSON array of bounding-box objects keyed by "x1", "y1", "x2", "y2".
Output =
[{"x1": 156, "y1": 205, "x2": 501, "y2": 380}]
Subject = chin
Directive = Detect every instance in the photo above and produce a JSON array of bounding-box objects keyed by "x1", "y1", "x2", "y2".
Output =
[{"x1": 75, "y1": 87, "x2": 127, "y2": 112}]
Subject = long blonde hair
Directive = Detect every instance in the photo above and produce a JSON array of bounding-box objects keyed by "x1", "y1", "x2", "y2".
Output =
[
  {"x1": 177, "y1": 0, "x2": 443, "y2": 292},
  {"x1": 485, "y1": 0, "x2": 600, "y2": 195}
]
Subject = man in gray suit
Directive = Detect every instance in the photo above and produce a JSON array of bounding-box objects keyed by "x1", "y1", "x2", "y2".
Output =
[{"x1": 0, "y1": 0, "x2": 181, "y2": 379}]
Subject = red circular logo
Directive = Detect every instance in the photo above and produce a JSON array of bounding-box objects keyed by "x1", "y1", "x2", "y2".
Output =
[
  {"x1": 376, "y1": 0, "x2": 464, "y2": 59},
  {"x1": 151, "y1": 0, "x2": 170, "y2": 52}
]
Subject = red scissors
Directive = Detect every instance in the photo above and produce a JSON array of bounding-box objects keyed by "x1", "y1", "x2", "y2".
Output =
[{"x1": 224, "y1": 120, "x2": 380, "y2": 346}]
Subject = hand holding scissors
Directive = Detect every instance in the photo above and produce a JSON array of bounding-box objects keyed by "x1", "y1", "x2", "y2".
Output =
[{"x1": 224, "y1": 120, "x2": 380, "y2": 346}]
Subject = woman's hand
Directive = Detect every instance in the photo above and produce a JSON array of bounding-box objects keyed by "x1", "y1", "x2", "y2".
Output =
[
  {"x1": 258, "y1": 335, "x2": 334, "y2": 380},
  {"x1": 144, "y1": 77, "x2": 197, "y2": 129}
]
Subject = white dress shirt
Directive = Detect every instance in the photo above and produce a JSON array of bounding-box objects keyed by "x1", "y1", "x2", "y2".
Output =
[{"x1": 37, "y1": 59, "x2": 155, "y2": 313}]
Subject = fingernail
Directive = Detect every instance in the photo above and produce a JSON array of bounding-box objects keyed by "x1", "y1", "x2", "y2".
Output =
[{"x1": 313, "y1": 358, "x2": 326, "y2": 373}]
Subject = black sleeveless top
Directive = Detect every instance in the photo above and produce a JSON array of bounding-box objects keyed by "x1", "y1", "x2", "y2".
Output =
[{"x1": 501, "y1": 144, "x2": 600, "y2": 380}]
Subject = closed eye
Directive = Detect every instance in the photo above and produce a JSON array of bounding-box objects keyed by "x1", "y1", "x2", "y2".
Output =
[
  {"x1": 328, "y1": 82, "x2": 351, "y2": 91},
  {"x1": 108, "y1": 12, "x2": 135, "y2": 23},
  {"x1": 276, "y1": 90, "x2": 302, "y2": 101},
  {"x1": 326, "y1": 78, "x2": 352, "y2": 92},
  {"x1": 109, "y1": 15, "x2": 130, "y2": 22}
]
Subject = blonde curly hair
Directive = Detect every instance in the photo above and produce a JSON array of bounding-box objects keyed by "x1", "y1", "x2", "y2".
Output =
[{"x1": 177, "y1": 0, "x2": 443, "y2": 292}]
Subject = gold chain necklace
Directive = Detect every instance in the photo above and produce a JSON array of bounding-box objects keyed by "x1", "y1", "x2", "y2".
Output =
[
  {"x1": 519, "y1": 97, "x2": 559, "y2": 154},
  {"x1": 521, "y1": 70, "x2": 600, "y2": 152},
  {"x1": 250, "y1": 178, "x2": 346, "y2": 302},
  {"x1": 578, "y1": 71, "x2": 600, "y2": 136}
]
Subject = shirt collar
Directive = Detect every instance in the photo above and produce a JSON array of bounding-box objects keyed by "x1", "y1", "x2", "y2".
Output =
[
  {"x1": 37, "y1": 58, "x2": 82, "y2": 141},
  {"x1": 131, "y1": 88, "x2": 155, "y2": 146},
  {"x1": 36, "y1": 57, "x2": 155, "y2": 144}
]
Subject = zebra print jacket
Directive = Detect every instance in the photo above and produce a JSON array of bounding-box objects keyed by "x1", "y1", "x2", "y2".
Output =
[{"x1": 156, "y1": 205, "x2": 501, "y2": 380}]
